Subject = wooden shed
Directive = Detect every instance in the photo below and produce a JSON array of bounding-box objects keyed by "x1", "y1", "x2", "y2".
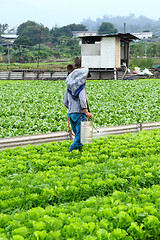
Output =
[{"x1": 80, "y1": 33, "x2": 138, "y2": 79}]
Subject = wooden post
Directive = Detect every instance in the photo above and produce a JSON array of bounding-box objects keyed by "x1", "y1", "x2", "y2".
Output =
[
  {"x1": 145, "y1": 40, "x2": 147, "y2": 58},
  {"x1": 7, "y1": 43, "x2": 10, "y2": 64},
  {"x1": 126, "y1": 41, "x2": 129, "y2": 68},
  {"x1": 140, "y1": 123, "x2": 143, "y2": 131},
  {"x1": 114, "y1": 68, "x2": 117, "y2": 80},
  {"x1": 124, "y1": 23, "x2": 126, "y2": 33},
  {"x1": 37, "y1": 27, "x2": 42, "y2": 68}
]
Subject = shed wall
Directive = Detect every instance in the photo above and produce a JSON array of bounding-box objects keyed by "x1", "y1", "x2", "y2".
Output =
[
  {"x1": 81, "y1": 43, "x2": 101, "y2": 56},
  {"x1": 101, "y1": 37, "x2": 115, "y2": 68},
  {"x1": 82, "y1": 56, "x2": 101, "y2": 68}
]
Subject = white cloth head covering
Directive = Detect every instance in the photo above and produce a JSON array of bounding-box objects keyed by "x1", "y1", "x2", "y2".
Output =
[{"x1": 66, "y1": 67, "x2": 89, "y2": 96}]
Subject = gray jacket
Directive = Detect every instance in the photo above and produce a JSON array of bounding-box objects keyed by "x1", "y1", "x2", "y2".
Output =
[{"x1": 64, "y1": 88, "x2": 88, "y2": 114}]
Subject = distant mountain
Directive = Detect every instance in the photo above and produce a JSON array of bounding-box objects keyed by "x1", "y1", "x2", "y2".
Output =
[{"x1": 81, "y1": 14, "x2": 160, "y2": 35}]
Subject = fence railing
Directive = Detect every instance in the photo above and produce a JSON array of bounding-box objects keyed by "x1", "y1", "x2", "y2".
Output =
[
  {"x1": 0, "y1": 121, "x2": 160, "y2": 151},
  {"x1": 0, "y1": 70, "x2": 67, "y2": 80}
]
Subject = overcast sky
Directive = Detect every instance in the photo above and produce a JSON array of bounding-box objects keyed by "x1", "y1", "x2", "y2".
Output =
[{"x1": 1, "y1": 0, "x2": 160, "y2": 30}]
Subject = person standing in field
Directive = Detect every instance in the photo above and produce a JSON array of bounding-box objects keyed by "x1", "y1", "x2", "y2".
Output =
[{"x1": 64, "y1": 58, "x2": 93, "y2": 152}]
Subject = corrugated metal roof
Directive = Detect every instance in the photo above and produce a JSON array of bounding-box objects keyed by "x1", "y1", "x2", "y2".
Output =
[{"x1": 80, "y1": 33, "x2": 139, "y2": 42}]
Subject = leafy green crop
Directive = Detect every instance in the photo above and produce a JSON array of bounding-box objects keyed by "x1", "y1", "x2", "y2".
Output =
[
  {"x1": 0, "y1": 80, "x2": 67, "y2": 138},
  {"x1": 0, "y1": 79, "x2": 160, "y2": 138},
  {"x1": 0, "y1": 129, "x2": 160, "y2": 239}
]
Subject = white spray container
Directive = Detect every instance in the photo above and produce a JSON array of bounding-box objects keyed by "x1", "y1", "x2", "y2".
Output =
[{"x1": 81, "y1": 121, "x2": 93, "y2": 144}]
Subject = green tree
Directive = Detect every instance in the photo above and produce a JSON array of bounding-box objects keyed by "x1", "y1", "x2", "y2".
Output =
[
  {"x1": 98, "y1": 22, "x2": 118, "y2": 35},
  {"x1": 130, "y1": 42, "x2": 145, "y2": 57},
  {"x1": 0, "y1": 24, "x2": 9, "y2": 36},
  {"x1": 11, "y1": 46, "x2": 36, "y2": 63},
  {"x1": 16, "y1": 21, "x2": 38, "y2": 36},
  {"x1": 143, "y1": 29, "x2": 151, "y2": 32},
  {"x1": 13, "y1": 36, "x2": 32, "y2": 49},
  {"x1": 50, "y1": 26, "x2": 72, "y2": 38},
  {"x1": 0, "y1": 24, "x2": 9, "y2": 43},
  {"x1": 67, "y1": 23, "x2": 88, "y2": 31},
  {"x1": 17, "y1": 21, "x2": 50, "y2": 45},
  {"x1": 50, "y1": 23, "x2": 88, "y2": 38}
]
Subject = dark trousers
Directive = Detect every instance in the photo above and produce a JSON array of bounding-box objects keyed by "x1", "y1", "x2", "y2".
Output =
[{"x1": 68, "y1": 113, "x2": 86, "y2": 151}]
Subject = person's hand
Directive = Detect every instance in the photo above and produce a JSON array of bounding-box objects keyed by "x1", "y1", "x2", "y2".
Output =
[
  {"x1": 85, "y1": 112, "x2": 93, "y2": 119},
  {"x1": 83, "y1": 108, "x2": 93, "y2": 119}
]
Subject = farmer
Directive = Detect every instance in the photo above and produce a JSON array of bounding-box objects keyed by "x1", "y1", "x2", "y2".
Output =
[{"x1": 64, "y1": 59, "x2": 93, "y2": 152}]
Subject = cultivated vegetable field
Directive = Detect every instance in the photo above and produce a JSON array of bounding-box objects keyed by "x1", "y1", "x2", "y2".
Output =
[
  {"x1": 0, "y1": 129, "x2": 160, "y2": 239},
  {"x1": 0, "y1": 79, "x2": 160, "y2": 138},
  {"x1": 1, "y1": 79, "x2": 160, "y2": 239}
]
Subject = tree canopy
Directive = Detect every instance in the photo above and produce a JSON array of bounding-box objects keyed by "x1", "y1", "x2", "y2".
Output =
[
  {"x1": 16, "y1": 21, "x2": 50, "y2": 45},
  {"x1": 98, "y1": 22, "x2": 118, "y2": 35},
  {"x1": 50, "y1": 23, "x2": 88, "y2": 38},
  {"x1": 81, "y1": 14, "x2": 160, "y2": 35},
  {"x1": 13, "y1": 36, "x2": 32, "y2": 49},
  {"x1": 0, "y1": 24, "x2": 9, "y2": 36}
]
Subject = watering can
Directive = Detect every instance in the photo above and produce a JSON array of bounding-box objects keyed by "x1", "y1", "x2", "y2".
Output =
[{"x1": 81, "y1": 121, "x2": 93, "y2": 144}]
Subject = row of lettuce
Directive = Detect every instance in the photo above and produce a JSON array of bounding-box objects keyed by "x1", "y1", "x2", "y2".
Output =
[
  {"x1": 1, "y1": 187, "x2": 160, "y2": 239},
  {"x1": 0, "y1": 79, "x2": 160, "y2": 138},
  {"x1": 0, "y1": 129, "x2": 160, "y2": 239}
]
